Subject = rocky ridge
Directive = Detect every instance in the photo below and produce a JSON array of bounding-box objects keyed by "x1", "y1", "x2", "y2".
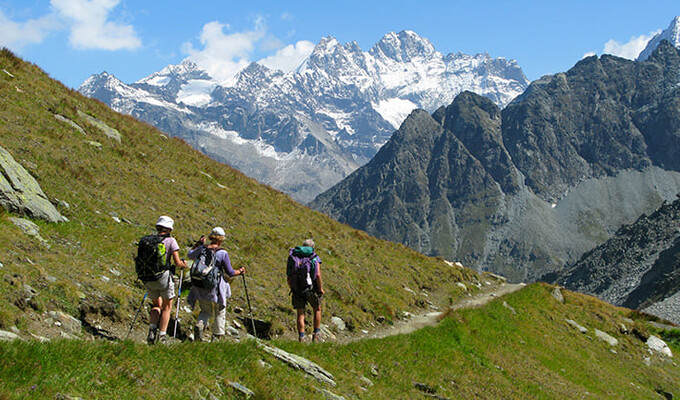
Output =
[{"x1": 553, "y1": 197, "x2": 680, "y2": 324}]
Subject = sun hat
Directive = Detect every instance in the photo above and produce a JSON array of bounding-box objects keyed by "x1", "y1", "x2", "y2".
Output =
[
  {"x1": 156, "y1": 215, "x2": 174, "y2": 230},
  {"x1": 211, "y1": 227, "x2": 226, "y2": 236}
]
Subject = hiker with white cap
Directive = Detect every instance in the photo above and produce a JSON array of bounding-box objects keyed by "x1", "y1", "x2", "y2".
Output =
[
  {"x1": 135, "y1": 215, "x2": 187, "y2": 344},
  {"x1": 187, "y1": 227, "x2": 245, "y2": 341}
]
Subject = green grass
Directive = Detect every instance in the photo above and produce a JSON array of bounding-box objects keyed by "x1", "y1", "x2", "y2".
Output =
[{"x1": 0, "y1": 283, "x2": 677, "y2": 399}]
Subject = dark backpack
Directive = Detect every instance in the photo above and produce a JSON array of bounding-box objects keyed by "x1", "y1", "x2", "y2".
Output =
[
  {"x1": 190, "y1": 247, "x2": 222, "y2": 289},
  {"x1": 288, "y1": 246, "x2": 318, "y2": 294},
  {"x1": 135, "y1": 234, "x2": 170, "y2": 282}
]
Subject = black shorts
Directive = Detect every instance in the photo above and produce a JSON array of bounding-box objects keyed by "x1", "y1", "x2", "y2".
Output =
[{"x1": 292, "y1": 289, "x2": 322, "y2": 310}]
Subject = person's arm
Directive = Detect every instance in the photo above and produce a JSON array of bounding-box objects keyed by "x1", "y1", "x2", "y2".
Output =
[
  {"x1": 219, "y1": 250, "x2": 245, "y2": 277},
  {"x1": 315, "y1": 260, "x2": 324, "y2": 295},
  {"x1": 172, "y1": 250, "x2": 187, "y2": 269}
]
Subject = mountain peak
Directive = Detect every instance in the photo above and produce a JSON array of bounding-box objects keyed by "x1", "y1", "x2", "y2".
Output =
[
  {"x1": 137, "y1": 59, "x2": 213, "y2": 86},
  {"x1": 369, "y1": 30, "x2": 436, "y2": 62},
  {"x1": 637, "y1": 16, "x2": 680, "y2": 61}
]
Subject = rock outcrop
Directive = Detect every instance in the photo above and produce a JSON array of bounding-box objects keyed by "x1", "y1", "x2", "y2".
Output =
[{"x1": 0, "y1": 146, "x2": 66, "y2": 222}]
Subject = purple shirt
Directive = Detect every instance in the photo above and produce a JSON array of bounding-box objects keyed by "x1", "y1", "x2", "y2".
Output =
[{"x1": 186, "y1": 245, "x2": 235, "y2": 308}]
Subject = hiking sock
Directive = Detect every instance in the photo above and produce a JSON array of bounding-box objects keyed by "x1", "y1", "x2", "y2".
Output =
[
  {"x1": 312, "y1": 328, "x2": 321, "y2": 342},
  {"x1": 298, "y1": 332, "x2": 305, "y2": 342}
]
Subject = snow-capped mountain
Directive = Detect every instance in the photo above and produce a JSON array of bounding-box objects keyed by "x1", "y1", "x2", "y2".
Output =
[
  {"x1": 637, "y1": 16, "x2": 680, "y2": 61},
  {"x1": 79, "y1": 30, "x2": 530, "y2": 203}
]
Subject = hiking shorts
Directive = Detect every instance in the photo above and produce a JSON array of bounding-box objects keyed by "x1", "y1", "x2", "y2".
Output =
[
  {"x1": 292, "y1": 290, "x2": 322, "y2": 310},
  {"x1": 144, "y1": 270, "x2": 175, "y2": 300}
]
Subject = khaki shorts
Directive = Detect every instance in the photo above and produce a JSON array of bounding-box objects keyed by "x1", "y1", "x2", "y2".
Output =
[
  {"x1": 144, "y1": 270, "x2": 175, "y2": 300},
  {"x1": 292, "y1": 290, "x2": 322, "y2": 310}
]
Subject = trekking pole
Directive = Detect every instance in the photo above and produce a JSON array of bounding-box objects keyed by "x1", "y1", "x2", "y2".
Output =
[
  {"x1": 125, "y1": 292, "x2": 147, "y2": 341},
  {"x1": 241, "y1": 272, "x2": 257, "y2": 338},
  {"x1": 173, "y1": 269, "x2": 184, "y2": 341}
]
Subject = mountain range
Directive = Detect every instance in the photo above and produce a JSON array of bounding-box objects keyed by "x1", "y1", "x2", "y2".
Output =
[
  {"x1": 78, "y1": 30, "x2": 529, "y2": 203},
  {"x1": 311, "y1": 39, "x2": 680, "y2": 287}
]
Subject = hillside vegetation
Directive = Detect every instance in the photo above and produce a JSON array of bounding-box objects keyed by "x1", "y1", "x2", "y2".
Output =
[
  {"x1": 0, "y1": 48, "x2": 480, "y2": 341},
  {"x1": 1, "y1": 283, "x2": 679, "y2": 399}
]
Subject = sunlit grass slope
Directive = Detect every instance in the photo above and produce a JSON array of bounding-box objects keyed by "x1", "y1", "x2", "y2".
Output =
[{"x1": 0, "y1": 284, "x2": 678, "y2": 399}]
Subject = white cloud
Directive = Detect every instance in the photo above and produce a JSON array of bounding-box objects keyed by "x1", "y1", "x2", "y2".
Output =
[
  {"x1": 0, "y1": 0, "x2": 141, "y2": 51},
  {"x1": 183, "y1": 20, "x2": 266, "y2": 84},
  {"x1": 258, "y1": 40, "x2": 315, "y2": 72},
  {"x1": 603, "y1": 32, "x2": 658, "y2": 60},
  {"x1": 183, "y1": 17, "x2": 315, "y2": 82},
  {"x1": 51, "y1": 0, "x2": 142, "y2": 50},
  {"x1": 0, "y1": 11, "x2": 59, "y2": 49},
  {"x1": 582, "y1": 51, "x2": 596, "y2": 59}
]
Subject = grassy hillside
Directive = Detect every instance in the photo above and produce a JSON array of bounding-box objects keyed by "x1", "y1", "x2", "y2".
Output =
[
  {"x1": 0, "y1": 48, "x2": 481, "y2": 341},
  {"x1": 0, "y1": 283, "x2": 678, "y2": 399}
]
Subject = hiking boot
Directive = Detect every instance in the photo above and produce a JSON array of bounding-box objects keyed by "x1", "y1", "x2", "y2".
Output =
[
  {"x1": 211, "y1": 334, "x2": 224, "y2": 342},
  {"x1": 158, "y1": 333, "x2": 167, "y2": 344},
  {"x1": 194, "y1": 323, "x2": 204, "y2": 342},
  {"x1": 312, "y1": 332, "x2": 321, "y2": 343},
  {"x1": 147, "y1": 327, "x2": 157, "y2": 345}
]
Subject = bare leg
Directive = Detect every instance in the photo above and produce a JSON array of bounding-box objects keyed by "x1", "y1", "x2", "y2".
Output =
[
  {"x1": 296, "y1": 309, "x2": 306, "y2": 341},
  {"x1": 149, "y1": 296, "x2": 162, "y2": 325},
  {"x1": 313, "y1": 306, "x2": 321, "y2": 331},
  {"x1": 158, "y1": 298, "x2": 173, "y2": 333}
]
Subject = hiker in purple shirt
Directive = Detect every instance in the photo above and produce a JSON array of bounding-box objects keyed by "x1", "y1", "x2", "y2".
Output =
[
  {"x1": 287, "y1": 239, "x2": 325, "y2": 342},
  {"x1": 187, "y1": 227, "x2": 245, "y2": 341}
]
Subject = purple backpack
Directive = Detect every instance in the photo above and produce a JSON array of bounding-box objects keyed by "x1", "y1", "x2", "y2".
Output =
[{"x1": 288, "y1": 246, "x2": 317, "y2": 293}]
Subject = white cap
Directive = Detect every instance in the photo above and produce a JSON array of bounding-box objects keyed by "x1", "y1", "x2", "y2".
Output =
[
  {"x1": 156, "y1": 216, "x2": 174, "y2": 230},
  {"x1": 211, "y1": 227, "x2": 225, "y2": 236}
]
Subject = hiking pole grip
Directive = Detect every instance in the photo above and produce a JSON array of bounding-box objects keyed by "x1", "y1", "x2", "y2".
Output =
[{"x1": 241, "y1": 273, "x2": 257, "y2": 338}]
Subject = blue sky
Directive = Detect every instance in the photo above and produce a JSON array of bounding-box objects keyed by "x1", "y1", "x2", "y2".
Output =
[{"x1": 1, "y1": 0, "x2": 678, "y2": 88}]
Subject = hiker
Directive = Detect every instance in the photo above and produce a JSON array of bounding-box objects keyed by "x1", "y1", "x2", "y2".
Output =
[
  {"x1": 287, "y1": 239, "x2": 325, "y2": 342},
  {"x1": 187, "y1": 227, "x2": 245, "y2": 342},
  {"x1": 137, "y1": 216, "x2": 187, "y2": 344}
]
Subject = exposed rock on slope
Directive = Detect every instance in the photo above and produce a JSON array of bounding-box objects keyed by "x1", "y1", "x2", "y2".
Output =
[
  {"x1": 0, "y1": 146, "x2": 65, "y2": 223},
  {"x1": 311, "y1": 41, "x2": 680, "y2": 283},
  {"x1": 554, "y1": 197, "x2": 680, "y2": 324}
]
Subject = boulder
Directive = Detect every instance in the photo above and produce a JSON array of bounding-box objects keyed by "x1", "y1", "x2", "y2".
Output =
[
  {"x1": 316, "y1": 388, "x2": 346, "y2": 400},
  {"x1": 566, "y1": 319, "x2": 588, "y2": 334},
  {"x1": 0, "y1": 329, "x2": 19, "y2": 341},
  {"x1": 647, "y1": 335, "x2": 673, "y2": 357},
  {"x1": 0, "y1": 146, "x2": 66, "y2": 222},
  {"x1": 10, "y1": 217, "x2": 49, "y2": 246},
  {"x1": 330, "y1": 316, "x2": 346, "y2": 331},
  {"x1": 47, "y1": 311, "x2": 82, "y2": 335},
  {"x1": 77, "y1": 110, "x2": 121, "y2": 143},
  {"x1": 594, "y1": 329, "x2": 619, "y2": 346},
  {"x1": 551, "y1": 287, "x2": 564, "y2": 303},
  {"x1": 53, "y1": 114, "x2": 86, "y2": 135},
  {"x1": 227, "y1": 381, "x2": 254, "y2": 398},
  {"x1": 259, "y1": 342, "x2": 336, "y2": 386}
]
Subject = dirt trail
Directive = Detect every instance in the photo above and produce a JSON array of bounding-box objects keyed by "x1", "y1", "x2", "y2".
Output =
[{"x1": 344, "y1": 282, "x2": 526, "y2": 342}]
